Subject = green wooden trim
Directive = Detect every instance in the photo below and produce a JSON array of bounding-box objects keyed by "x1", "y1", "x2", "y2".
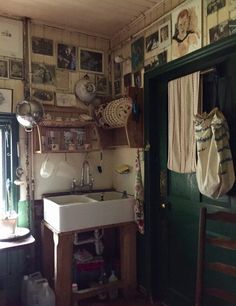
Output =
[
  {"x1": 143, "y1": 35, "x2": 236, "y2": 301},
  {"x1": 145, "y1": 35, "x2": 236, "y2": 82}
]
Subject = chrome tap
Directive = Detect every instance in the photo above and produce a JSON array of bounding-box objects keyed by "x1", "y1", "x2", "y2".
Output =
[
  {"x1": 80, "y1": 160, "x2": 94, "y2": 190},
  {"x1": 71, "y1": 160, "x2": 94, "y2": 193}
]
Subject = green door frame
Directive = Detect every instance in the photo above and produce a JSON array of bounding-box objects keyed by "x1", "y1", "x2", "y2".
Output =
[{"x1": 143, "y1": 34, "x2": 236, "y2": 301}]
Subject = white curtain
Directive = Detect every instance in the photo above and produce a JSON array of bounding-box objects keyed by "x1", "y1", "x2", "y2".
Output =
[{"x1": 167, "y1": 71, "x2": 200, "y2": 173}]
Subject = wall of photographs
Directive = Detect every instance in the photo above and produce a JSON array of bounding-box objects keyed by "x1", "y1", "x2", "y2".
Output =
[
  {"x1": 111, "y1": 0, "x2": 236, "y2": 96},
  {"x1": 0, "y1": 18, "x2": 110, "y2": 114}
]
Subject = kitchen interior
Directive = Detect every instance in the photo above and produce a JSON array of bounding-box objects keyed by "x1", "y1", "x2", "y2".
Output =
[{"x1": 0, "y1": 0, "x2": 236, "y2": 306}]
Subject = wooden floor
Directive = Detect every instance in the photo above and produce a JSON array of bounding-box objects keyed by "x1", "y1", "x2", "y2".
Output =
[{"x1": 78, "y1": 294, "x2": 165, "y2": 306}]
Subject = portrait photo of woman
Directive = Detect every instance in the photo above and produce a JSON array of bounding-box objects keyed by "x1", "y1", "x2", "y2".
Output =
[{"x1": 171, "y1": 0, "x2": 201, "y2": 60}]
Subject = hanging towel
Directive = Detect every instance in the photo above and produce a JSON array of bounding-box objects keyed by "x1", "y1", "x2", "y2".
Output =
[
  {"x1": 195, "y1": 107, "x2": 235, "y2": 198},
  {"x1": 168, "y1": 71, "x2": 200, "y2": 173},
  {"x1": 134, "y1": 149, "x2": 144, "y2": 234}
]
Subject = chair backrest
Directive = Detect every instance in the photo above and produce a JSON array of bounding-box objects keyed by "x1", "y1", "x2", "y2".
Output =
[{"x1": 195, "y1": 207, "x2": 236, "y2": 306}]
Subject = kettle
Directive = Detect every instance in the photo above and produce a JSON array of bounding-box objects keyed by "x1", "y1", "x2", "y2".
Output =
[{"x1": 16, "y1": 100, "x2": 44, "y2": 131}]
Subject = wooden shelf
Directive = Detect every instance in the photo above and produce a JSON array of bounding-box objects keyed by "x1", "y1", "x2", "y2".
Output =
[{"x1": 33, "y1": 122, "x2": 100, "y2": 153}]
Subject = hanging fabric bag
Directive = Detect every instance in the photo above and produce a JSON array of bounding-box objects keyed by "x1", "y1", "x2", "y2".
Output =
[{"x1": 195, "y1": 107, "x2": 235, "y2": 199}]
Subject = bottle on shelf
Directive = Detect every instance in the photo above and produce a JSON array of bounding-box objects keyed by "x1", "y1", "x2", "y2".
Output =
[
  {"x1": 98, "y1": 269, "x2": 108, "y2": 300},
  {"x1": 21, "y1": 275, "x2": 29, "y2": 306},
  {"x1": 108, "y1": 270, "x2": 118, "y2": 300}
]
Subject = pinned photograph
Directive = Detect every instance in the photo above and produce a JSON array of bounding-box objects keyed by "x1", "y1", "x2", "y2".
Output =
[
  {"x1": 32, "y1": 63, "x2": 55, "y2": 85},
  {"x1": 0, "y1": 88, "x2": 13, "y2": 113},
  {"x1": 144, "y1": 55, "x2": 159, "y2": 72},
  {"x1": 131, "y1": 37, "x2": 144, "y2": 73},
  {"x1": 10, "y1": 59, "x2": 23, "y2": 79},
  {"x1": 32, "y1": 37, "x2": 53, "y2": 56},
  {"x1": 145, "y1": 31, "x2": 159, "y2": 52},
  {"x1": 159, "y1": 21, "x2": 171, "y2": 48},
  {"x1": 172, "y1": 0, "x2": 201, "y2": 60},
  {"x1": 209, "y1": 21, "x2": 229, "y2": 43},
  {"x1": 0, "y1": 59, "x2": 9, "y2": 78},
  {"x1": 57, "y1": 43, "x2": 76, "y2": 70},
  {"x1": 207, "y1": 0, "x2": 226, "y2": 15},
  {"x1": 32, "y1": 89, "x2": 54, "y2": 105},
  {"x1": 229, "y1": 19, "x2": 236, "y2": 35},
  {"x1": 79, "y1": 48, "x2": 104, "y2": 74},
  {"x1": 158, "y1": 50, "x2": 168, "y2": 65}
]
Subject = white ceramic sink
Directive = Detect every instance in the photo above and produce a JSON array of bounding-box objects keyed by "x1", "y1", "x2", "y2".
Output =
[{"x1": 43, "y1": 191, "x2": 135, "y2": 232}]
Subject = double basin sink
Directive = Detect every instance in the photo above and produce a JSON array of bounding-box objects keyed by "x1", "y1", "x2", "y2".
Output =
[{"x1": 43, "y1": 191, "x2": 135, "y2": 232}]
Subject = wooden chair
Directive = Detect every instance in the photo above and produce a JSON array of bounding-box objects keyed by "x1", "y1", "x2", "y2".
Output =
[{"x1": 195, "y1": 207, "x2": 236, "y2": 306}]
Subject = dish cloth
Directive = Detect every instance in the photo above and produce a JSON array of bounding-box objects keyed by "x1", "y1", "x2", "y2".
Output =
[
  {"x1": 167, "y1": 71, "x2": 200, "y2": 173},
  {"x1": 134, "y1": 149, "x2": 144, "y2": 234}
]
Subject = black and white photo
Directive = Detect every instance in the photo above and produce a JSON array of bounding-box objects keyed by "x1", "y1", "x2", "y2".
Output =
[
  {"x1": 10, "y1": 59, "x2": 23, "y2": 79},
  {"x1": 209, "y1": 21, "x2": 229, "y2": 43},
  {"x1": 31, "y1": 63, "x2": 55, "y2": 85},
  {"x1": 57, "y1": 43, "x2": 76, "y2": 70},
  {"x1": 207, "y1": 0, "x2": 226, "y2": 15},
  {"x1": 79, "y1": 48, "x2": 104, "y2": 74},
  {"x1": 0, "y1": 59, "x2": 8, "y2": 78},
  {"x1": 145, "y1": 32, "x2": 159, "y2": 52},
  {"x1": 32, "y1": 37, "x2": 53, "y2": 56},
  {"x1": 32, "y1": 89, "x2": 54, "y2": 105}
]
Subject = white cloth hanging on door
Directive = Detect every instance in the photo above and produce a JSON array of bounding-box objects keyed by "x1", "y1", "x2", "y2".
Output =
[
  {"x1": 167, "y1": 71, "x2": 200, "y2": 173},
  {"x1": 195, "y1": 107, "x2": 235, "y2": 198}
]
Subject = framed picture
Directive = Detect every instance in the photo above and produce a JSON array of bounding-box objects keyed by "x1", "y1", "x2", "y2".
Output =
[
  {"x1": 9, "y1": 59, "x2": 23, "y2": 79},
  {"x1": 95, "y1": 75, "x2": 108, "y2": 95},
  {"x1": 56, "y1": 93, "x2": 76, "y2": 107},
  {"x1": 32, "y1": 37, "x2": 53, "y2": 56},
  {"x1": 0, "y1": 17, "x2": 23, "y2": 59},
  {"x1": 206, "y1": 0, "x2": 226, "y2": 15},
  {"x1": 32, "y1": 89, "x2": 54, "y2": 105},
  {"x1": 31, "y1": 63, "x2": 55, "y2": 85},
  {"x1": 79, "y1": 48, "x2": 104, "y2": 74},
  {"x1": 0, "y1": 88, "x2": 13, "y2": 113},
  {"x1": 172, "y1": 0, "x2": 202, "y2": 60},
  {"x1": 159, "y1": 21, "x2": 171, "y2": 49},
  {"x1": 131, "y1": 37, "x2": 144, "y2": 73},
  {"x1": 145, "y1": 32, "x2": 159, "y2": 52},
  {"x1": 0, "y1": 59, "x2": 9, "y2": 79},
  {"x1": 57, "y1": 43, "x2": 76, "y2": 70}
]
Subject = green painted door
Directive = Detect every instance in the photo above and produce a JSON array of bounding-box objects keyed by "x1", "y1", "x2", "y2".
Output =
[{"x1": 144, "y1": 36, "x2": 236, "y2": 306}]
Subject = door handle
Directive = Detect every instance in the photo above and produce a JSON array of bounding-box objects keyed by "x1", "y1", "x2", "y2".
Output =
[{"x1": 160, "y1": 202, "x2": 170, "y2": 209}]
